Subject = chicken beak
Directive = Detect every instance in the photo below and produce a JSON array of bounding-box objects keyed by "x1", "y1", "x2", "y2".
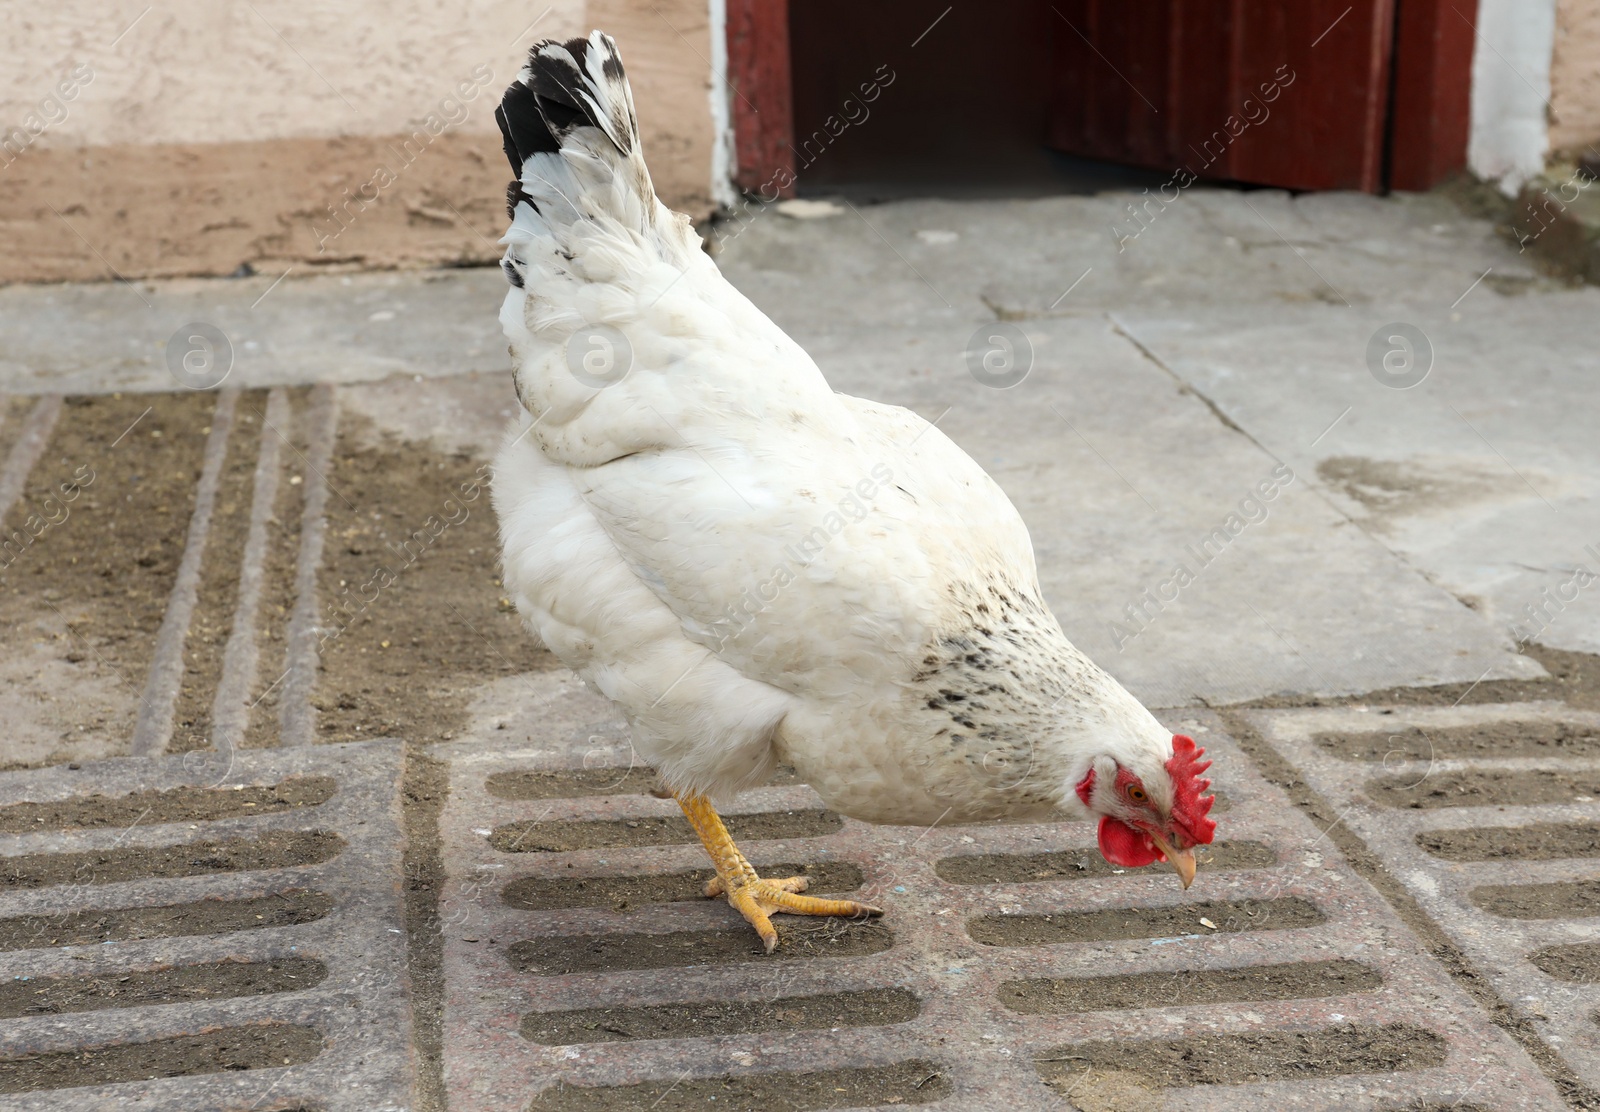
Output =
[{"x1": 1151, "y1": 833, "x2": 1197, "y2": 890}]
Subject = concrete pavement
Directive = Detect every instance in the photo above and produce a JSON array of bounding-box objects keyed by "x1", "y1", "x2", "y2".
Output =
[
  {"x1": 6, "y1": 184, "x2": 1590, "y2": 704},
  {"x1": 3, "y1": 184, "x2": 1600, "y2": 1109}
]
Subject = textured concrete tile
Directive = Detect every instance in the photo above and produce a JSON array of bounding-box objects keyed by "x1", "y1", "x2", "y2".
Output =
[
  {"x1": 1250, "y1": 701, "x2": 1600, "y2": 1096},
  {"x1": 0, "y1": 739, "x2": 415, "y2": 1111},
  {"x1": 436, "y1": 691, "x2": 1557, "y2": 1110}
]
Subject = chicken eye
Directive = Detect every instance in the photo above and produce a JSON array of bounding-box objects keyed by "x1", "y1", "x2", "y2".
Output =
[{"x1": 1127, "y1": 786, "x2": 1147, "y2": 803}]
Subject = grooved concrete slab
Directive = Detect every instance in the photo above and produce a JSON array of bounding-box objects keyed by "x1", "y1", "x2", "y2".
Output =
[
  {"x1": 1250, "y1": 702, "x2": 1600, "y2": 1095},
  {"x1": 437, "y1": 688, "x2": 1558, "y2": 1110},
  {"x1": 4, "y1": 186, "x2": 1584, "y2": 708},
  {"x1": 0, "y1": 739, "x2": 415, "y2": 1111}
]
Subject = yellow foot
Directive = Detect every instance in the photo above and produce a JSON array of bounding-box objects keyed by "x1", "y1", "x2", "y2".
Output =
[
  {"x1": 674, "y1": 791, "x2": 881, "y2": 953},
  {"x1": 704, "y1": 872, "x2": 882, "y2": 954}
]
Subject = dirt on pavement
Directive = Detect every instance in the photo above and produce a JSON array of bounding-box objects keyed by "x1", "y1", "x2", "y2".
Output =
[
  {"x1": 0, "y1": 956, "x2": 326, "y2": 1018},
  {"x1": 0, "y1": 1024, "x2": 323, "y2": 1094},
  {"x1": 520, "y1": 986, "x2": 921, "y2": 1046},
  {"x1": 502, "y1": 861, "x2": 865, "y2": 912},
  {"x1": 0, "y1": 830, "x2": 342, "y2": 889},
  {"x1": 524, "y1": 1058, "x2": 949, "y2": 1111},
  {"x1": 313, "y1": 415, "x2": 554, "y2": 746},
  {"x1": 935, "y1": 838, "x2": 1272, "y2": 885},
  {"x1": 1470, "y1": 879, "x2": 1600, "y2": 920},
  {"x1": 1417, "y1": 822, "x2": 1600, "y2": 861},
  {"x1": 1366, "y1": 767, "x2": 1600, "y2": 809},
  {"x1": 0, "y1": 890, "x2": 333, "y2": 951},
  {"x1": 999, "y1": 958, "x2": 1383, "y2": 1014},
  {"x1": 1038, "y1": 1024, "x2": 1448, "y2": 1108},
  {"x1": 1316, "y1": 719, "x2": 1600, "y2": 761},
  {"x1": 0, "y1": 775, "x2": 336, "y2": 833},
  {"x1": 488, "y1": 808, "x2": 843, "y2": 853},
  {"x1": 968, "y1": 896, "x2": 1324, "y2": 947},
  {"x1": 1529, "y1": 942, "x2": 1600, "y2": 982},
  {"x1": 0, "y1": 393, "x2": 216, "y2": 769},
  {"x1": 509, "y1": 919, "x2": 895, "y2": 976}
]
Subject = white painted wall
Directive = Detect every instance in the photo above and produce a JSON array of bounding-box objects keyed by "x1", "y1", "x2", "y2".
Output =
[
  {"x1": 706, "y1": 0, "x2": 737, "y2": 209},
  {"x1": 0, "y1": 0, "x2": 587, "y2": 148},
  {"x1": 1469, "y1": 0, "x2": 1559, "y2": 192}
]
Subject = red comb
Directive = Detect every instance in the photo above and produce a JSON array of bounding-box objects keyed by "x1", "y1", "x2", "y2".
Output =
[{"x1": 1165, "y1": 734, "x2": 1216, "y2": 845}]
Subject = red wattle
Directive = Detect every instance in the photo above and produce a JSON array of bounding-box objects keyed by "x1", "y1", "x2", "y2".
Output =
[
  {"x1": 1097, "y1": 816, "x2": 1162, "y2": 867},
  {"x1": 1074, "y1": 768, "x2": 1096, "y2": 807}
]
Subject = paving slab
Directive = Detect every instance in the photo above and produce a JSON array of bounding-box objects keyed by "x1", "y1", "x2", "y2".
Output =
[
  {"x1": 0, "y1": 270, "x2": 508, "y2": 397},
  {"x1": 0, "y1": 739, "x2": 415, "y2": 1111},
  {"x1": 3, "y1": 187, "x2": 1585, "y2": 706},
  {"x1": 778, "y1": 313, "x2": 1538, "y2": 707},
  {"x1": 716, "y1": 188, "x2": 1597, "y2": 677},
  {"x1": 435, "y1": 674, "x2": 1559, "y2": 1110},
  {"x1": 1248, "y1": 701, "x2": 1600, "y2": 1095},
  {"x1": 1114, "y1": 298, "x2": 1600, "y2": 659}
]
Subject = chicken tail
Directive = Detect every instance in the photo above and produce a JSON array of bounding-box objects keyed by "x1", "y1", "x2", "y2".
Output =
[
  {"x1": 495, "y1": 31, "x2": 657, "y2": 248},
  {"x1": 491, "y1": 30, "x2": 740, "y2": 468}
]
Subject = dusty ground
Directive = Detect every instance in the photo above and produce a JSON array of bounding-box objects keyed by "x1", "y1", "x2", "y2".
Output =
[
  {"x1": 3, "y1": 385, "x2": 1600, "y2": 1106},
  {"x1": 519, "y1": 986, "x2": 923, "y2": 1047},
  {"x1": 0, "y1": 775, "x2": 336, "y2": 832},
  {"x1": 998, "y1": 958, "x2": 1384, "y2": 1015},
  {"x1": 4, "y1": 179, "x2": 1600, "y2": 1104},
  {"x1": 1040, "y1": 1025, "x2": 1449, "y2": 1108},
  {"x1": 0, "y1": 393, "x2": 216, "y2": 768},
  {"x1": 313, "y1": 413, "x2": 554, "y2": 747},
  {"x1": 524, "y1": 1059, "x2": 951, "y2": 1111},
  {"x1": 0, "y1": 892, "x2": 333, "y2": 952},
  {"x1": 0, "y1": 1024, "x2": 324, "y2": 1096},
  {"x1": 0, "y1": 956, "x2": 327, "y2": 1019},
  {"x1": 0, "y1": 830, "x2": 343, "y2": 889}
]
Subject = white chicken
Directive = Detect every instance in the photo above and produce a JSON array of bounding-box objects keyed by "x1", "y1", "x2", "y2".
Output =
[{"x1": 491, "y1": 32, "x2": 1216, "y2": 951}]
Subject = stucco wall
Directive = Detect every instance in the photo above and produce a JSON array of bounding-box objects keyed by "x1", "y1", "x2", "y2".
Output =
[
  {"x1": 0, "y1": 1, "x2": 716, "y2": 283},
  {"x1": 1552, "y1": 0, "x2": 1600, "y2": 157},
  {"x1": 1469, "y1": 0, "x2": 1558, "y2": 192}
]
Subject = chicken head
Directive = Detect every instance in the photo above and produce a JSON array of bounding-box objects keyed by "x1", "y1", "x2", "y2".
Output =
[{"x1": 1074, "y1": 734, "x2": 1217, "y2": 888}]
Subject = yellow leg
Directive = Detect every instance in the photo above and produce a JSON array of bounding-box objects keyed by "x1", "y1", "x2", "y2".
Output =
[{"x1": 676, "y1": 792, "x2": 882, "y2": 953}]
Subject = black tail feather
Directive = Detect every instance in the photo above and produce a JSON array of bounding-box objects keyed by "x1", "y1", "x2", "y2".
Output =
[
  {"x1": 496, "y1": 34, "x2": 633, "y2": 179},
  {"x1": 496, "y1": 80, "x2": 556, "y2": 175},
  {"x1": 495, "y1": 32, "x2": 650, "y2": 229}
]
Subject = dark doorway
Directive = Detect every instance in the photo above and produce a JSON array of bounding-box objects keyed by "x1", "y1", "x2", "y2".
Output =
[
  {"x1": 727, "y1": 0, "x2": 1476, "y2": 199},
  {"x1": 787, "y1": 1, "x2": 1166, "y2": 198}
]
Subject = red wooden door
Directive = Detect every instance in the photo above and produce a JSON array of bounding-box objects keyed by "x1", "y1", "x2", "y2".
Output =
[
  {"x1": 1046, "y1": 1, "x2": 1397, "y2": 192},
  {"x1": 724, "y1": 0, "x2": 1477, "y2": 197}
]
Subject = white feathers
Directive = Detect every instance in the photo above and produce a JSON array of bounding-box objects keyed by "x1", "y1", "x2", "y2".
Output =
[{"x1": 491, "y1": 32, "x2": 1176, "y2": 824}]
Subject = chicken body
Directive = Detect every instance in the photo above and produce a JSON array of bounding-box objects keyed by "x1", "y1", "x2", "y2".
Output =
[
  {"x1": 491, "y1": 33, "x2": 1210, "y2": 946},
  {"x1": 496, "y1": 373, "x2": 1171, "y2": 827}
]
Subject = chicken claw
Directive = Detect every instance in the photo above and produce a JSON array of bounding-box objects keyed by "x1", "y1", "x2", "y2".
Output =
[
  {"x1": 676, "y1": 793, "x2": 882, "y2": 953},
  {"x1": 702, "y1": 873, "x2": 807, "y2": 898}
]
